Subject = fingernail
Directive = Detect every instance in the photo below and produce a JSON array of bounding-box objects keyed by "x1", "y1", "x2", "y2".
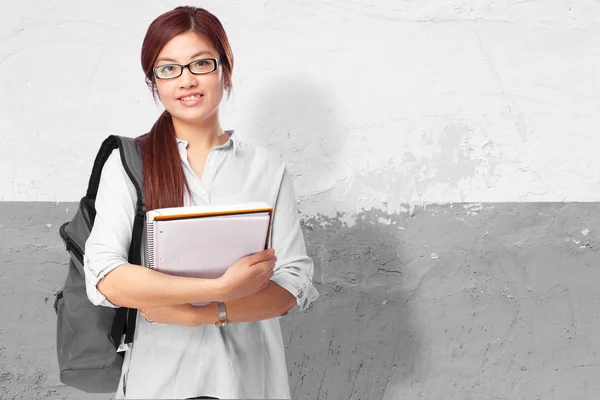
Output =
[{"x1": 267, "y1": 249, "x2": 274, "y2": 256}]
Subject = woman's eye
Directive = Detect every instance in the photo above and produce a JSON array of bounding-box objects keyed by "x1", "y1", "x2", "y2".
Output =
[
  {"x1": 160, "y1": 65, "x2": 175, "y2": 73},
  {"x1": 193, "y1": 60, "x2": 208, "y2": 67}
]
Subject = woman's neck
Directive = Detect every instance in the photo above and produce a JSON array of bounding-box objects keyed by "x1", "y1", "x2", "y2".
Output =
[{"x1": 171, "y1": 115, "x2": 228, "y2": 151}]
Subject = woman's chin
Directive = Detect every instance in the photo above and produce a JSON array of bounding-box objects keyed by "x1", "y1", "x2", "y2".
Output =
[{"x1": 170, "y1": 110, "x2": 217, "y2": 126}]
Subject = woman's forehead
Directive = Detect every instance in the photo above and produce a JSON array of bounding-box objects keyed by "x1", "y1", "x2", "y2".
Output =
[{"x1": 156, "y1": 31, "x2": 217, "y2": 63}]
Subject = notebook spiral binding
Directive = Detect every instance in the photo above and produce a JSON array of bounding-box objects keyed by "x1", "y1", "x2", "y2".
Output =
[{"x1": 145, "y1": 214, "x2": 154, "y2": 269}]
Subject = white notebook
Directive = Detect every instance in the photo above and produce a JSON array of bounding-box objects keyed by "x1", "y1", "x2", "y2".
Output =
[{"x1": 145, "y1": 201, "x2": 273, "y2": 306}]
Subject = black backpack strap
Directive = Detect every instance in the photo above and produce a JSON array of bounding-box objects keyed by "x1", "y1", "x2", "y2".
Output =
[
  {"x1": 86, "y1": 135, "x2": 144, "y2": 206},
  {"x1": 115, "y1": 136, "x2": 146, "y2": 346},
  {"x1": 87, "y1": 135, "x2": 146, "y2": 349}
]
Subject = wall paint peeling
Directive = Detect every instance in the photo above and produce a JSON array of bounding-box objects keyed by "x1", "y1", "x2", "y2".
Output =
[{"x1": 1, "y1": 1, "x2": 599, "y2": 399}]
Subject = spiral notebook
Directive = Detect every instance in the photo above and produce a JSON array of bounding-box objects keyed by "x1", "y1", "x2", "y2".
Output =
[{"x1": 145, "y1": 201, "x2": 273, "y2": 306}]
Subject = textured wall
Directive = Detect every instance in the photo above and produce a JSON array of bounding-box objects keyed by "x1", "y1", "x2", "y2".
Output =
[
  {"x1": 1, "y1": 202, "x2": 599, "y2": 399},
  {"x1": 1, "y1": 1, "x2": 599, "y2": 208},
  {"x1": 1, "y1": 0, "x2": 600, "y2": 399}
]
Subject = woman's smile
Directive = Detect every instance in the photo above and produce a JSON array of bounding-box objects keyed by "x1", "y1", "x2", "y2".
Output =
[{"x1": 178, "y1": 92, "x2": 204, "y2": 107}]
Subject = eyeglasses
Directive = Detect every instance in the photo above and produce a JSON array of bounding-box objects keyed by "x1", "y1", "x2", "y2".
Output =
[{"x1": 153, "y1": 58, "x2": 221, "y2": 80}]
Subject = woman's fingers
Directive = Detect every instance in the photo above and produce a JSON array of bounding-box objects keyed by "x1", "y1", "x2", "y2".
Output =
[
  {"x1": 246, "y1": 249, "x2": 275, "y2": 267},
  {"x1": 256, "y1": 258, "x2": 276, "y2": 277}
]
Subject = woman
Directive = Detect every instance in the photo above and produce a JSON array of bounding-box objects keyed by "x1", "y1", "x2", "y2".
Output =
[{"x1": 83, "y1": 6, "x2": 319, "y2": 399}]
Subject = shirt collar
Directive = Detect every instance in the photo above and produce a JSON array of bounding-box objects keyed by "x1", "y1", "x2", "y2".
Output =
[
  {"x1": 224, "y1": 129, "x2": 237, "y2": 155},
  {"x1": 175, "y1": 130, "x2": 237, "y2": 155}
]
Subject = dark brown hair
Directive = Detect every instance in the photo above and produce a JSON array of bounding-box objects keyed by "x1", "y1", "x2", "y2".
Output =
[{"x1": 136, "y1": 6, "x2": 234, "y2": 210}]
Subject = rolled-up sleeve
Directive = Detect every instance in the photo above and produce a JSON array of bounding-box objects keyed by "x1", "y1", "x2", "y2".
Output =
[
  {"x1": 269, "y1": 164, "x2": 319, "y2": 314},
  {"x1": 83, "y1": 148, "x2": 137, "y2": 308}
]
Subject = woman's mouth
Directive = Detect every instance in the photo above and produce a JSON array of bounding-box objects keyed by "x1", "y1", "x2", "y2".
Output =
[{"x1": 178, "y1": 93, "x2": 204, "y2": 107}]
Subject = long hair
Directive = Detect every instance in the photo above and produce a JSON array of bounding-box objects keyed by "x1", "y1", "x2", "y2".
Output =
[{"x1": 136, "y1": 6, "x2": 234, "y2": 211}]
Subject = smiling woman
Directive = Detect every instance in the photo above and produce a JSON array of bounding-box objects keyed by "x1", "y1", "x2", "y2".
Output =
[
  {"x1": 79, "y1": 5, "x2": 319, "y2": 400},
  {"x1": 138, "y1": 8, "x2": 235, "y2": 211},
  {"x1": 150, "y1": 32, "x2": 226, "y2": 137}
]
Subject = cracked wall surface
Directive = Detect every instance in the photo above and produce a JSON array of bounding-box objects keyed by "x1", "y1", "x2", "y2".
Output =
[
  {"x1": 1, "y1": 0, "x2": 599, "y2": 399},
  {"x1": 1, "y1": 202, "x2": 599, "y2": 399}
]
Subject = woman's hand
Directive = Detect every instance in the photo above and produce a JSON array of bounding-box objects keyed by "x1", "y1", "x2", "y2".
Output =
[
  {"x1": 140, "y1": 304, "x2": 200, "y2": 327},
  {"x1": 217, "y1": 249, "x2": 277, "y2": 301}
]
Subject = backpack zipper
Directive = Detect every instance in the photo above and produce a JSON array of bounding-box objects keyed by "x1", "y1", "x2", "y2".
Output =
[{"x1": 58, "y1": 222, "x2": 85, "y2": 265}]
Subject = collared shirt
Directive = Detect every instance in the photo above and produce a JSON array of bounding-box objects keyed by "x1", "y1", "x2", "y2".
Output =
[{"x1": 83, "y1": 131, "x2": 319, "y2": 399}]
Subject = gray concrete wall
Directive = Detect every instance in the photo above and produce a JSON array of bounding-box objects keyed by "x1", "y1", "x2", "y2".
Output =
[{"x1": 1, "y1": 202, "x2": 598, "y2": 399}]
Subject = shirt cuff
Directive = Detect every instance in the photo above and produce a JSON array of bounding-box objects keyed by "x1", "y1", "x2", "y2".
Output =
[
  {"x1": 271, "y1": 270, "x2": 319, "y2": 315},
  {"x1": 83, "y1": 255, "x2": 125, "y2": 308}
]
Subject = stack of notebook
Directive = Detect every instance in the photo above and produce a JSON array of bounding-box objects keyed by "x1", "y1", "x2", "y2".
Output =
[{"x1": 144, "y1": 201, "x2": 273, "y2": 306}]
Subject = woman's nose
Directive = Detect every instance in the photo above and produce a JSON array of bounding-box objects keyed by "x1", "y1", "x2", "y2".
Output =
[{"x1": 179, "y1": 67, "x2": 197, "y2": 88}]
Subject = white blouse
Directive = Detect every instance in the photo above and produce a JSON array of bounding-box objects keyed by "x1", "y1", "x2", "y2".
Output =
[{"x1": 83, "y1": 132, "x2": 319, "y2": 399}]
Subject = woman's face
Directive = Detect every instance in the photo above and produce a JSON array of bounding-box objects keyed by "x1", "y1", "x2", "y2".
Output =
[{"x1": 153, "y1": 30, "x2": 224, "y2": 126}]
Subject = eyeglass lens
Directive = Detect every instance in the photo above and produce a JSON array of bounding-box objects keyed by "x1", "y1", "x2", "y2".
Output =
[{"x1": 155, "y1": 59, "x2": 216, "y2": 79}]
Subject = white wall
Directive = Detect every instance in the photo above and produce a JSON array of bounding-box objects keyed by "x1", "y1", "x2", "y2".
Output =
[{"x1": 1, "y1": 0, "x2": 599, "y2": 217}]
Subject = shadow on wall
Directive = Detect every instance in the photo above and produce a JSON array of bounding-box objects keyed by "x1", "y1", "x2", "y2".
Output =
[
  {"x1": 242, "y1": 76, "x2": 345, "y2": 201},
  {"x1": 283, "y1": 209, "x2": 420, "y2": 400},
  {"x1": 244, "y1": 76, "x2": 419, "y2": 399}
]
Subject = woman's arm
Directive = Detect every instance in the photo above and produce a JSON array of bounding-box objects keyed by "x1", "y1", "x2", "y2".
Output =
[
  {"x1": 99, "y1": 248, "x2": 276, "y2": 309},
  {"x1": 206, "y1": 281, "x2": 296, "y2": 323},
  {"x1": 140, "y1": 281, "x2": 295, "y2": 326},
  {"x1": 97, "y1": 263, "x2": 225, "y2": 309},
  {"x1": 220, "y1": 281, "x2": 296, "y2": 322}
]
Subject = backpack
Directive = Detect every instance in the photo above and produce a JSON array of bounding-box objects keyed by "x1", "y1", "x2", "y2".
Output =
[{"x1": 54, "y1": 135, "x2": 146, "y2": 393}]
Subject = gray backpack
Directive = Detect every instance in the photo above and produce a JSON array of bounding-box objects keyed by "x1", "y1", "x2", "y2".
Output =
[{"x1": 54, "y1": 135, "x2": 145, "y2": 393}]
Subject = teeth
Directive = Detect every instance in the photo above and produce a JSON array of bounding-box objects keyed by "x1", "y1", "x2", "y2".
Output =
[{"x1": 181, "y1": 94, "x2": 201, "y2": 101}]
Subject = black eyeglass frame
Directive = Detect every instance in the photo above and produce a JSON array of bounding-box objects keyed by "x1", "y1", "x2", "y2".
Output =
[{"x1": 152, "y1": 57, "x2": 222, "y2": 80}]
